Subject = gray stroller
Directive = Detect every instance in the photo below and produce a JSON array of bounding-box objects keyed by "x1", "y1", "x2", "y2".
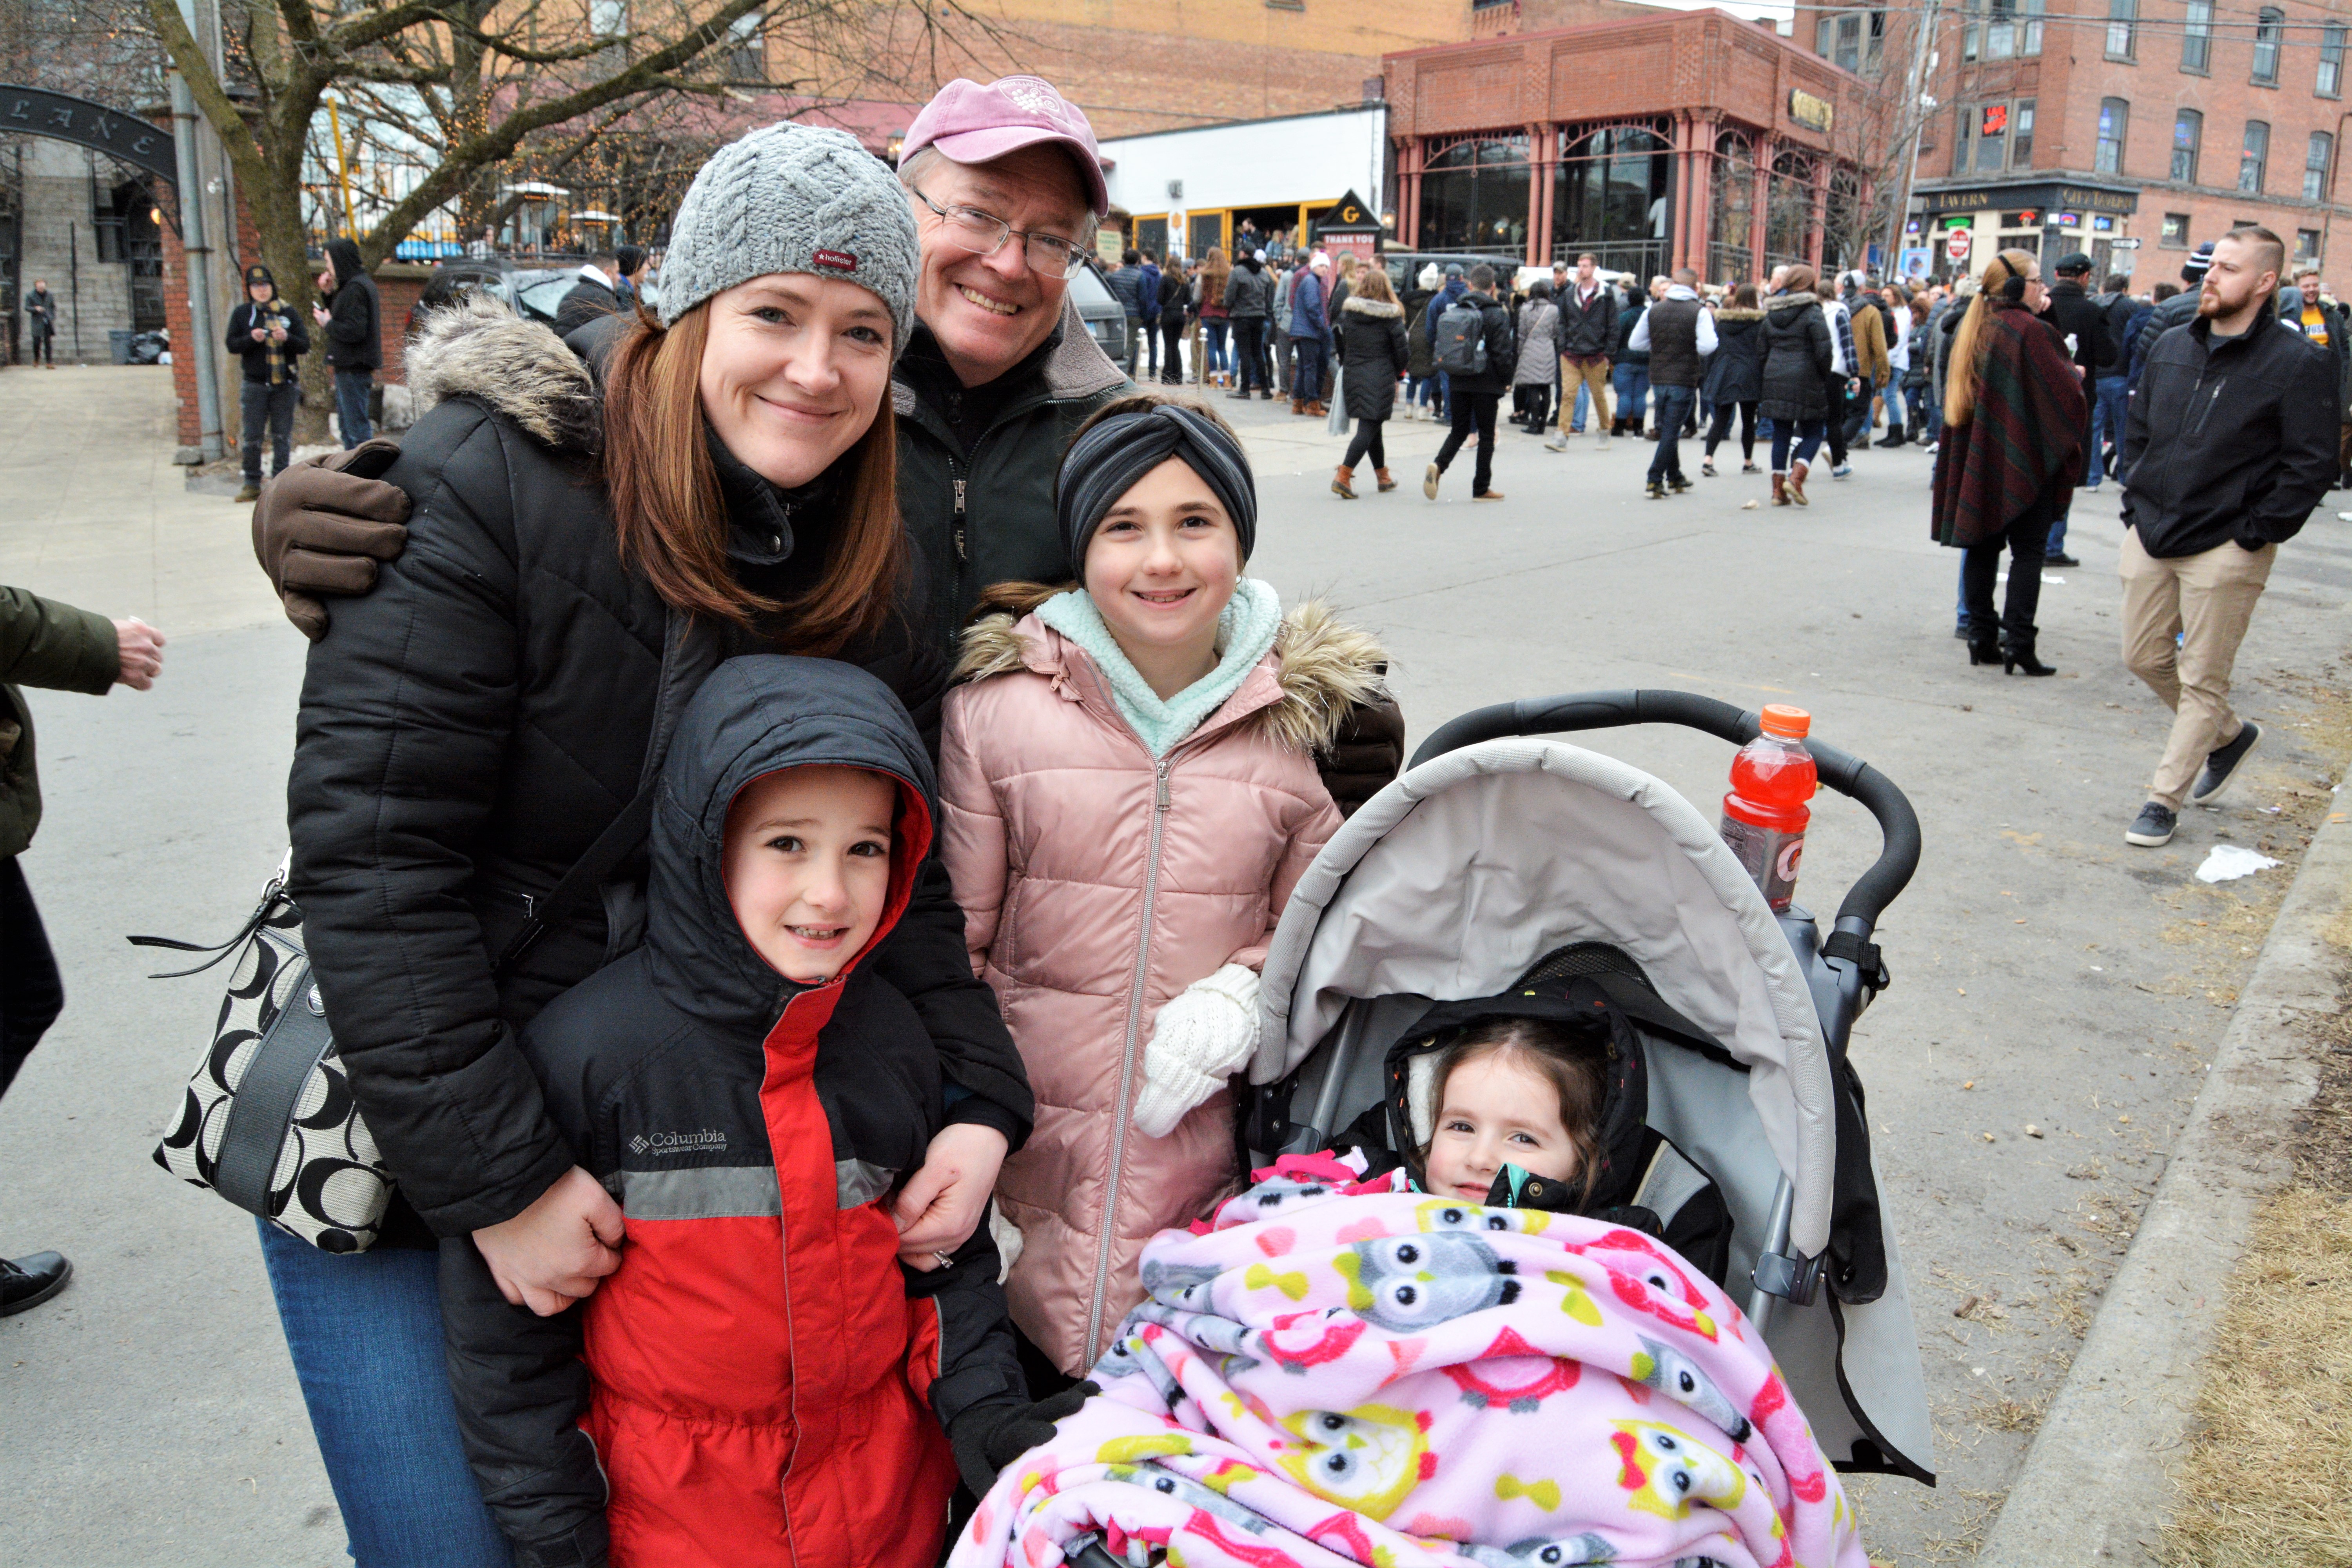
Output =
[{"x1": 1058, "y1": 689, "x2": 1934, "y2": 1568}]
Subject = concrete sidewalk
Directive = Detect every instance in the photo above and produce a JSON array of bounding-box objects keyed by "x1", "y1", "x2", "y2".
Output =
[{"x1": 0, "y1": 364, "x2": 284, "y2": 637}]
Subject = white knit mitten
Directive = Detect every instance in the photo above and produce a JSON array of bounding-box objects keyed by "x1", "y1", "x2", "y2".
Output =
[{"x1": 1132, "y1": 964, "x2": 1261, "y2": 1138}]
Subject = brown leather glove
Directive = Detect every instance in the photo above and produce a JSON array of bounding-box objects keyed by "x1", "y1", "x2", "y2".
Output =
[
  {"x1": 252, "y1": 438, "x2": 412, "y2": 641},
  {"x1": 1317, "y1": 691, "x2": 1406, "y2": 818}
]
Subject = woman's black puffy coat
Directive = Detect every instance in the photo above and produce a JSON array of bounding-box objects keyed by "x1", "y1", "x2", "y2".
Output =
[
  {"x1": 1702, "y1": 308, "x2": 1766, "y2": 405},
  {"x1": 286, "y1": 298, "x2": 1032, "y2": 1241},
  {"x1": 1758, "y1": 293, "x2": 1833, "y2": 424},
  {"x1": 1336, "y1": 296, "x2": 1409, "y2": 421}
]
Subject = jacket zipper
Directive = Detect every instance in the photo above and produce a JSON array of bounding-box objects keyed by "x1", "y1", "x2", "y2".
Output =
[
  {"x1": 1086, "y1": 755, "x2": 1174, "y2": 1362},
  {"x1": 941, "y1": 452, "x2": 969, "y2": 651}
]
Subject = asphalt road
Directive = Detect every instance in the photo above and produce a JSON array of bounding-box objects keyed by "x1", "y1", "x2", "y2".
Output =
[{"x1": 3, "y1": 365, "x2": 2347, "y2": 1565}]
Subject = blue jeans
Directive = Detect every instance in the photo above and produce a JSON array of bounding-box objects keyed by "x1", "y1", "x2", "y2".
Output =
[
  {"x1": 1765, "y1": 415, "x2": 1826, "y2": 472},
  {"x1": 1612, "y1": 363, "x2": 1650, "y2": 432},
  {"x1": 258, "y1": 1222, "x2": 514, "y2": 1567},
  {"x1": 1646, "y1": 385, "x2": 1694, "y2": 482},
  {"x1": 1203, "y1": 319, "x2": 1229, "y2": 377},
  {"x1": 1572, "y1": 381, "x2": 1590, "y2": 432},
  {"x1": 1290, "y1": 333, "x2": 1329, "y2": 404},
  {"x1": 2090, "y1": 375, "x2": 2129, "y2": 483},
  {"x1": 334, "y1": 368, "x2": 374, "y2": 448}
]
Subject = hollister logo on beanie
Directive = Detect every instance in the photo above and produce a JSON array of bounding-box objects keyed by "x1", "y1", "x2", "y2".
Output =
[{"x1": 813, "y1": 249, "x2": 858, "y2": 273}]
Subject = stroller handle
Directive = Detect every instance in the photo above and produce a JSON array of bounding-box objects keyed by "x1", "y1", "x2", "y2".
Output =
[{"x1": 1406, "y1": 690, "x2": 1922, "y2": 935}]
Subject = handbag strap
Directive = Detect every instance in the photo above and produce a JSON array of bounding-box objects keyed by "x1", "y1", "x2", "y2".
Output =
[
  {"x1": 489, "y1": 785, "x2": 656, "y2": 978},
  {"x1": 212, "y1": 973, "x2": 335, "y2": 1215}
]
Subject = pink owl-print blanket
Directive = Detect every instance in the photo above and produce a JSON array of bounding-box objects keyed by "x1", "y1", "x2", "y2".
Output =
[{"x1": 950, "y1": 1152, "x2": 1871, "y2": 1568}]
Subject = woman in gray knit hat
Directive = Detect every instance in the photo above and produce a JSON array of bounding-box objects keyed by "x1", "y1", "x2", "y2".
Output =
[{"x1": 265, "y1": 122, "x2": 1034, "y2": 1565}]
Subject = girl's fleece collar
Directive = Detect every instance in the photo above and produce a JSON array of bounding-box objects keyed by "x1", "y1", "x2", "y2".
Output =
[{"x1": 1034, "y1": 578, "x2": 1283, "y2": 759}]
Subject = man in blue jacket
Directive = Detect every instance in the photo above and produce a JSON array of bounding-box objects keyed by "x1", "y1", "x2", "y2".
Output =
[
  {"x1": 1105, "y1": 248, "x2": 1147, "y2": 376},
  {"x1": 1288, "y1": 252, "x2": 1333, "y2": 416},
  {"x1": 1424, "y1": 263, "x2": 1467, "y2": 421}
]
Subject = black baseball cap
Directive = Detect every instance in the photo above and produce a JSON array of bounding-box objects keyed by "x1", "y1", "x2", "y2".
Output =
[{"x1": 243, "y1": 264, "x2": 275, "y2": 288}]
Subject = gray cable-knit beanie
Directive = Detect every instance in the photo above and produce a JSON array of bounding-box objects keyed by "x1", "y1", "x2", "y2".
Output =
[{"x1": 658, "y1": 123, "x2": 920, "y2": 354}]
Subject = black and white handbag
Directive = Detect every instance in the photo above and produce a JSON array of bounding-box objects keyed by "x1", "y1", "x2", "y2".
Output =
[
  {"x1": 145, "y1": 860, "x2": 394, "y2": 1252},
  {"x1": 142, "y1": 794, "x2": 652, "y2": 1254}
]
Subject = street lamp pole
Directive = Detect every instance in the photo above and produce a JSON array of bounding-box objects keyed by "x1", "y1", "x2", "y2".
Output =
[{"x1": 169, "y1": 0, "x2": 224, "y2": 463}]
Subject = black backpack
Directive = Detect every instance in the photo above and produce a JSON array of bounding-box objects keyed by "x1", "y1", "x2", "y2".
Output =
[{"x1": 1435, "y1": 297, "x2": 1491, "y2": 376}]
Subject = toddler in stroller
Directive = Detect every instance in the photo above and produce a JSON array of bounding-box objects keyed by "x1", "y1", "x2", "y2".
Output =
[{"x1": 953, "y1": 699, "x2": 1938, "y2": 1568}]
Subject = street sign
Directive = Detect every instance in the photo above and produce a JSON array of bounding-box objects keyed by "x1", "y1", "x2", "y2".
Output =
[
  {"x1": 2111, "y1": 236, "x2": 2142, "y2": 249},
  {"x1": 1946, "y1": 230, "x2": 1973, "y2": 261}
]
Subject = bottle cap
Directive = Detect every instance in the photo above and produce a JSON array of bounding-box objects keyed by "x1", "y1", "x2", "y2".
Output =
[{"x1": 1759, "y1": 704, "x2": 1811, "y2": 739}]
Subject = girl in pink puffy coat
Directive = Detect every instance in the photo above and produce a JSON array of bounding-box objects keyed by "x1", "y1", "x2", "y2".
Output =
[{"x1": 939, "y1": 394, "x2": 1389, "y2": 1378}]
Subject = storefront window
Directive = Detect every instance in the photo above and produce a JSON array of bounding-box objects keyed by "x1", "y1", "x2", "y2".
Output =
[
  {"x1": 1552, "y1": 123, "x2": 1671, "y2": 276},
  {"x1": 1417, "y1": 136, "x2": 1530, "y2": 254},
  {"x1": 1766, "y1": 150, "x2": 1817, "y2": 269},
  {"x1": 1710, "y1": 130, "x2": 1758, "y2": 283}
]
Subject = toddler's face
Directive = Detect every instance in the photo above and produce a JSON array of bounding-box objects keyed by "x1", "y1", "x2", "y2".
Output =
[
  {"x1": 1082, "y1": 457, "x2": 1241, "y2": 657},
  {"x1": 720, "y1": 766, "x2": 897, "y2": 984},
  {"x1": 1423, "y1": 1051, "x2": 1580, "y2": 1203}
]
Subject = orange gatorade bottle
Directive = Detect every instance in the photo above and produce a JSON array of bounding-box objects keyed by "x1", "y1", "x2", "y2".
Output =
[{"x1": 1720, "y1": 704, "x2": 1818, "y2": 913}]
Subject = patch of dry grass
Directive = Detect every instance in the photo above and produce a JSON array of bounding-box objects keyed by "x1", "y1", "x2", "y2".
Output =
[{"x1": 2160, "y1": 933, "x2": 2352, "y2": 1567}]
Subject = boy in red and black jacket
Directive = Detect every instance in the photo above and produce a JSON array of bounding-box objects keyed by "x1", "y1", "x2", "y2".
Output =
[{"x1": 439, "y1": 656, "x2": 1074, "y2": 1568}]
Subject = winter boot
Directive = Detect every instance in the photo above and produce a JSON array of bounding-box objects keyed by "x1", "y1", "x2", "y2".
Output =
[
  {"x1": 2000, "y1": 631, "x2": 2058, "y2": 677},
  {"x1": 1332, "y1": 465, "x2": 1357, "y2": 499},
  {"x1": 1787, "y1": 459, "x2": 1810, "y2": 505},
  {"x1": 1771, "y1": 473, "x2": 1790, "y2": 506},
  {"x1": 1375, "y1": 467, "x2": 1397, "y2": 492}
]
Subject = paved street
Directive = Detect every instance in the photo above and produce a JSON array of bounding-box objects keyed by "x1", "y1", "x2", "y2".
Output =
[{"x1": 2, "y1": 362, "x2": 2347, "y2": 1564}]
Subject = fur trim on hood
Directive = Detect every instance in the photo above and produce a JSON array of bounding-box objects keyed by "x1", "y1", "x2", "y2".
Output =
[
  {"x1": 404, "y1": 291, "x2": 601, "y2": 451},
  {"x1": 956, "y1": 597, "x2": 1388, "y2": 756},
  {"x1": 1765, "y1": 291, "x2": 1820, "y2": 313},
  {"x1": 1341, "y1": 296, "x2": 1403, "y2": 319},
  {"x1": 1714, "y1": 307, "x2": 1767, "y2": 322}
]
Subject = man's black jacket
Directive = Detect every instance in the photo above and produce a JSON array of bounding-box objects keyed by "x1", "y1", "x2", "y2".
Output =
[
  {"x1": 224, "y1": 299, "x2": 309, "y2": 383},
  {"x1": 321, "y1": 239, "x2": 382, "y2": 371},
  {"x1": 2120, "y1": 304, "x2": 2338, "y2": 557},
  {"x1": 2045, "y1": 279, "x2": 2112, "y2": 379},
  {"x1": 2129, "y1": 288, "x2": 2204, "y2": 391},
  {"x1": 1557, "y1": 279, "x2": 1617, "y2": 358}
]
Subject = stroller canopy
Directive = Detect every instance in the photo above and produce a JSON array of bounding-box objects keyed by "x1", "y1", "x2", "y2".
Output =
[{"x1": 1254, "y1": 738, "x2": 1840, "y2": 1258}]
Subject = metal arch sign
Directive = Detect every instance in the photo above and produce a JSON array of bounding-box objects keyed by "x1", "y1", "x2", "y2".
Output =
[{"x1": 0, "y1": 86, "x2": 176, "y2": 183}]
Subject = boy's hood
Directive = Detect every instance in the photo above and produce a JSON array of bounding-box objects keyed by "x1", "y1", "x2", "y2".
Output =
[{"x1": 644, "y1": 655, "x2": 938, "y2": 1033}]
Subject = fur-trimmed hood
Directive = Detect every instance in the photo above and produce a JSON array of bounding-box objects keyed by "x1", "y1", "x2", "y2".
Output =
[
  {"x1": 405, "y1": 291, "x2": 602, "y2": 452},
  {"x1": 1714, "y1": 307, "x2": 1768, "y2": 323},
  {"x1": 1766, "y1": 291, "x2": 1820, "y2": 314},
  {"x1": 956, "y1": 595, "x2": 1387, "y2": 757},
  {"x1": 1340, "y1": 296, "x2": 1403, "y2": 319}
]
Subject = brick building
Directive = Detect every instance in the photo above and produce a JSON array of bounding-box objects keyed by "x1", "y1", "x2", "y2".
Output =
[
  {"x1": 1381, "y1": 7, "x2": 1877, "y2": 278},
  {"x1": 1800, "y1": 0, "x2": 2352, "y2": 283}
]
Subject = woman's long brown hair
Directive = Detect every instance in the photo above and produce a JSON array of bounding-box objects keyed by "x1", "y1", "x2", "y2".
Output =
[
  {"x1": 600, "y1": 302, "x2": 905, "y2": 653},
  {"x1": 1944, "y1": 250, "x2": 2036, "y2": 432}
]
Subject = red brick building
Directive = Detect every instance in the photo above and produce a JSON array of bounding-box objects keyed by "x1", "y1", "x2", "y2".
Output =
[
  {"x1": 1800, "y1": 0, "x2": 2352, "y2": 283},
  {"x1": 1383, "y1": 7, "x2": 1879, "y2": 281}
]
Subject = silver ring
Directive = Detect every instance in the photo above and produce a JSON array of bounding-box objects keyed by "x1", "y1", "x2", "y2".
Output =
[{"x1": 933, "y1": 1250, "x2": 956, "y2": 1269}]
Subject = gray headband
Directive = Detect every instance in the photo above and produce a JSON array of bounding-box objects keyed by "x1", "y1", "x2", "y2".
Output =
[{"x1": 1056, "y1": 404, "x2": 1258, "y2": 575}]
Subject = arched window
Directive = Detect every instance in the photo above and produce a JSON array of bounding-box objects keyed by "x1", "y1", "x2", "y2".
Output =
[
  {"x1": 1552, "y1": 122, "x2": 1672, "y2": 276},
  {"x1": 2241, "y1": 120, "x2": 2270, "y2": 194},
  {"x1": 1767, "y1": 150, "x2": 1818, "y2": 268},
  {"x1": 2096, "y1": 99, "x2": 2129, "y2": 174},
  {"x1": 1417, "y1": 136, "x2": 1531, "y2": 254},
  {"x1": 2253, "y1": 7, "x2": 2283, "y2": 83},
  {"x1": 1710, "y1": 131, "x2": 1757, "y2": 281},
  {"x1": 2172, "y1": 109, "x2": 2202, "y2": 182}
]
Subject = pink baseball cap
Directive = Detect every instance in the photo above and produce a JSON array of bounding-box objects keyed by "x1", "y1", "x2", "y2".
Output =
[{"x1": 899, "y1": 76, "x2": 1109, "y2": 216}]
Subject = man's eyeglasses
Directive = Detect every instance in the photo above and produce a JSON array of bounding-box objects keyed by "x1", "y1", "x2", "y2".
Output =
[{"x1": 909, "y1": 187, "x2": 1087, "y2": 280}]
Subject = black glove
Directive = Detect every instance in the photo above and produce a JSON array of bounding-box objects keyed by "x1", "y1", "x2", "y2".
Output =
[
  {"x1": 947, "y1": 1380, "x2": 1099, "y2": 1499},
  {"x1": 1317, "y1": 691, "x2": 1405, "y2": 818},
  {"x1": 251, "y1": 438, "x2": 411, "y2": 640}
]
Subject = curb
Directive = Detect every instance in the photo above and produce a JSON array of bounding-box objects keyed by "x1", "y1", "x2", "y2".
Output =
[{"x1": 1975, "y1": 795, "x2": 2351, "y2": 1565}]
